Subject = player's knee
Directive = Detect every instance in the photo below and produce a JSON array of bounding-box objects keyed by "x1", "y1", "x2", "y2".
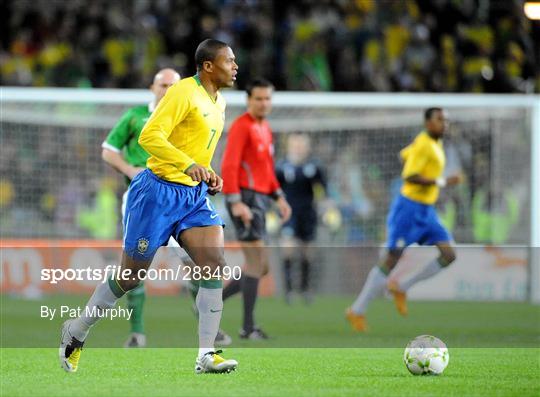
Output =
[
  {"x1": 205, "y1": 251, "x2": 227, "y2": 271},
  {"x1": 384, "y1": 249, "x2": 402, "y2": 270},
  {"x1": 261, "y1": 262, "x2": 270, "y2": 277},
  {"x1": 257, "y1": 257, "x2": 271, "y2": 278},
  {"x1": 244, "y1": 262, "x2": 263, "y2": 278},
  {"x1": 441, "y1": 250, "x2": 456, "y2": 266},
  {"x1": 259, "y1": 253, "x2": 270, "y2": 275}
]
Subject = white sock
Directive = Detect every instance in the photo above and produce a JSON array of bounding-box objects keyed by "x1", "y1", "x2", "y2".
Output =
[
  {"x1": 196, "y1": 286, "x2": 223, "y2": 358},
  {"x1": 399, "y1": 258, "x2": 443, "y2": 292},
  {"x1": 69, "y1": 280, "x2": 122, "y2": 341},
  {"x1": 351, "y1": 266, "x2": 387, "y2": 315}
]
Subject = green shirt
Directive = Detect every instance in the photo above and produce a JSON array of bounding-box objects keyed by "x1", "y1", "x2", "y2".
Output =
[{"x1": 102, "y1": 104, "x2": 152, "y2": 169}]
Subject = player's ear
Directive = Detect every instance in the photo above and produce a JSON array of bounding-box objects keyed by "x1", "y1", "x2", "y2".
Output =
[{"x1": 202, "y1": 60, "x2": 213, "y2": 73}]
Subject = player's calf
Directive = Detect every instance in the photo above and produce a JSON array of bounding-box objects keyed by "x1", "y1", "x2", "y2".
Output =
[
  {"x1": 440, "y1": 251, "x2": 456, "y2": 266},
  {"x1": 437, "y1": 243, "x2": 456, "y2": 266}
]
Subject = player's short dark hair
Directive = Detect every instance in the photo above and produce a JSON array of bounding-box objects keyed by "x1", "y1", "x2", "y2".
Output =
[
  {"x1": 195, "y1": 39, "x2": 229, "y2": 70},
  {"x1": 246, "y1": 78, "x2": 274, "y2": 97},
  {"x1": 424, "y1": 107, "x2": 443, "y2": 121}
]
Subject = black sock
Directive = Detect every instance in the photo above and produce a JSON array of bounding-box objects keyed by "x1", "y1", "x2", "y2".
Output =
[
  {"x1": 222, "y1": 278, "x2": 242, "y2": 300},
  {"x1": 242, "y1": 275, "x2": 259, "y2": 333},
  {"x1": 283, "y1": 258, "x2": 293, "y2": 293},
  {"x1": 300, "y1": 258, "x2": 310, "y2": 292}
]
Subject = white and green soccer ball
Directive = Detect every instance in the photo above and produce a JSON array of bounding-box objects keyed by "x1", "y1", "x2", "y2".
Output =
[{"x1": 403, "y1": 335, "x2": 449, "y2": 375}]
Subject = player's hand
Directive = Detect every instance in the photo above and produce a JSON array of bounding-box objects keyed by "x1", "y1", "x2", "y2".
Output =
[
  {"x1": 207, "y1": 173, "x2": 223, "y2": 195},
  {"x1": 276, "y1": 196, "x2": 292, "y2": 223},
  {"x1": 185, "y1": 164, "x2": 211, "y2": 183},
  {"x1": 231, "y1": 201, "x2": 253, "y2": 227},
  {"x1": 127, "y1": 166, "x2": 145, "y2": 180},
  {"x1": 446, "y1": 173, "x2": 464, "y2": 186}
]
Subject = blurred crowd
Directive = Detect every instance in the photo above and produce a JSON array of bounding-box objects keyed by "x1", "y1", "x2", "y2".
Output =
[
  {"x1": 1, "y1": 0, "x2": 538, "y2": 92},
  {"x1": 0, "y1": 110, "x2": 529, "y2": 243},
  {"x1": 0, "y1": 121, "x2": 121, "y2": 238}
]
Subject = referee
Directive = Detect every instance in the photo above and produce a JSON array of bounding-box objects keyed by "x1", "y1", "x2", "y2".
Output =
[{"x1": 221, "y1": 78, "x2": 291, "y2": 340}]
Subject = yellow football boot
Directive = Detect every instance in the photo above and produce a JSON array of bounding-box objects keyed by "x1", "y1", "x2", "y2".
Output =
[
  {"x1": 59, "y1": 320, "x2": 84, "y2": 373},
  {"x1": 195, "y1": 350, "x2": 238, "y2": 374}
]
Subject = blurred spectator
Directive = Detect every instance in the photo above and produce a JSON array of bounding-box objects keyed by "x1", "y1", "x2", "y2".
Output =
[
  {"x1": 77, "y1": 177, "x2": 119, "y2": 239},
  {"x1": 1, "y1": 0, "x2": 537, "y2": 92},
  {"x1": 471, "y1": 155, "x2": 520, "y2": 244}
]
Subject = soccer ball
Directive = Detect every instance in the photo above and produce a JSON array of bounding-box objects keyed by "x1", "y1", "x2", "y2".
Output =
[{"x1": 403, "y1": 335, "x2": 449, "y2": 375}]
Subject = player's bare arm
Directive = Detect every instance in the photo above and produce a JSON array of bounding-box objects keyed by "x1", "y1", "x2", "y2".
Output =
[
  {"x1": 275, "y1": 195, "x2": 292, "y2": 223},
  {"x1": 230, "y1": 201, "x2": 253, "y2": 227},
  {"x1": 102, "y1": 148, "x2": 145, "y2": 180},
  {"x1": 405, "y1": 173, "x2": 463, "y2": 187}
]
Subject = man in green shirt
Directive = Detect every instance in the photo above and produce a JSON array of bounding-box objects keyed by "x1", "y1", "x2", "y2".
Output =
[{"x1": 101, "y1": 68, "x2": 180, "y2": 347}]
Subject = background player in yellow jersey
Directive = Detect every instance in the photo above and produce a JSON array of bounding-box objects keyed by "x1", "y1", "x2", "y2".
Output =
[
  {"x1": 60, "y1": 39, "x2": 239, "y2": 374},
  {"x1": 346, "y1": 108, "x2": 462, "y2": 332},
  {"x1": 101, "y1": 68, "x2": 180, "y2": 348}
]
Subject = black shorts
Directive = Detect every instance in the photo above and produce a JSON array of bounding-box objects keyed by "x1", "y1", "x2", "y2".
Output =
[
  {"x1": 282, "y1": 207, "x2": 317, "y2": 242},
  {"x1": 226, "y1": 189, "x2": 271, "y2": 241}
]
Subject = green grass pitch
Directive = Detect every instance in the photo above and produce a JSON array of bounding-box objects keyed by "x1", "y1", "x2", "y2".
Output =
[{"x1": 1, "y1": 295, "x2": 539, "y2": 397}]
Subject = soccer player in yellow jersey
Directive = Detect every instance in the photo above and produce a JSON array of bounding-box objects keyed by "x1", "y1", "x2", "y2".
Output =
[
  {"x1": 346, "y1": 108, "x2": 462, "y2": 332},
  {"x1": 60, "y1": 39, "x2": 239, "y2": 374},
  {"x1": 102, "y1": 68, "x2": 180, "y2": 348}
]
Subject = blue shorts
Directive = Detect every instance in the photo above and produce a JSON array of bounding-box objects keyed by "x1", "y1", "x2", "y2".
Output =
[
  {"x1": 123, "y1": 169, "x2": 224, "y2": 260},
  {"x1": 386, "y1": 194, "x2": 451, "y2": 250}
]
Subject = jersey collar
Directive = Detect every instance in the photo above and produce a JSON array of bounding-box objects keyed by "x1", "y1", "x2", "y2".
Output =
[
  {"x1": 246, "y1": 111, "x2": 266, "y2": 124},
  {"x1": 193, "y1": 74, "x2": 218, "y2": 104}
]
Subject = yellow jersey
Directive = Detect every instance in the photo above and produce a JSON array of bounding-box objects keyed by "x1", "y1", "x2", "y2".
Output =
[
  {"x1": 139, "y1": 75, "x2": 226, "y2": 185},
  {"x1": 400, "y1": 131, "x2": 445, "y2": 205}
]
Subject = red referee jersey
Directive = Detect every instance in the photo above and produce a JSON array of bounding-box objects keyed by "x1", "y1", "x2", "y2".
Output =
[{"x1": 221, "y1": 112, "x2": 281, "y2": 199}]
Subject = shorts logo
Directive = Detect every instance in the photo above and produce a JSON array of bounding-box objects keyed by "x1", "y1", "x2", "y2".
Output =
[{"x1": 137, "y1": 238, "x2": 149, "y2": 254}]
